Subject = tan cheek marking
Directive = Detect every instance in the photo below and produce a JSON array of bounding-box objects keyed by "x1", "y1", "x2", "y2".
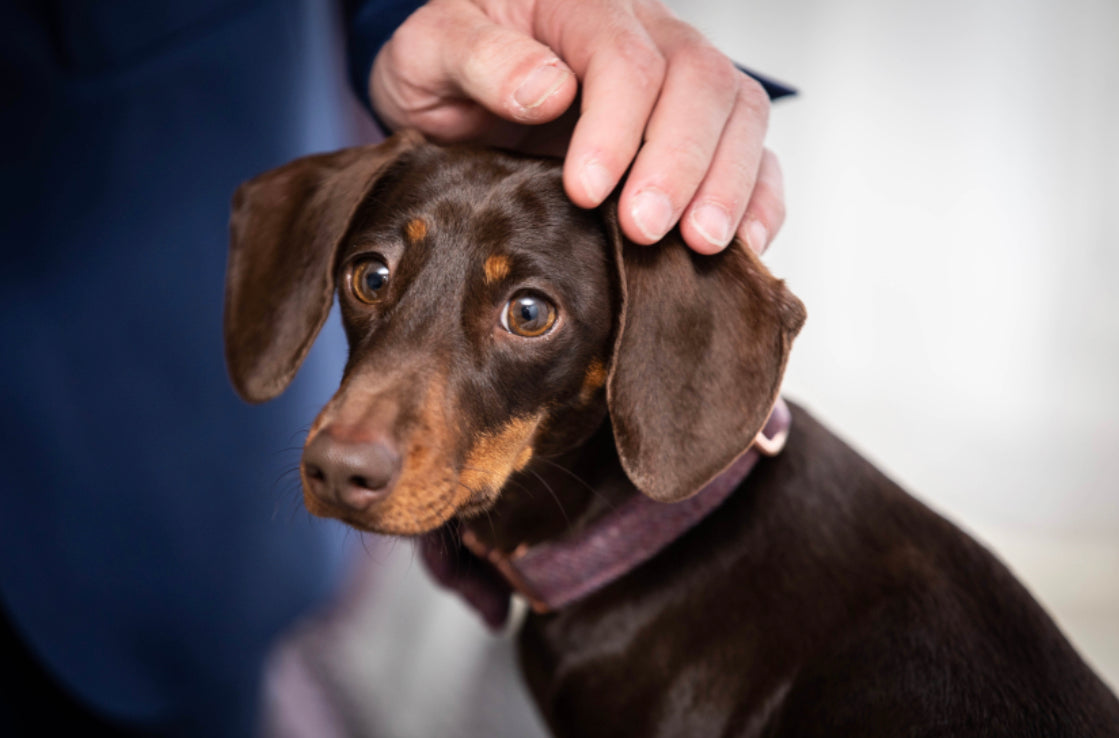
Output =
[
  {"x1": 302, "y1": 372, "x2": 466, "y2": 536},
  {"x1": 579, "y1": 358, "x2": 608, "y2": 403},
  {"x1": 483, "y1": 254, "x2": 512, "y2": 285},
  {"x1": 404, "y1": 217, "x2": 427, "y2": 243},
  {"x1": 460, "y1": 414, "x2": 542, "y2": 497},
  {"x1": 374, "y1": 374, "x2": 464, "y2": 533},
  {"x1": 375, "y1": 441, "x2": 470, "y2": 534},
  {"x1": 514, "y1": 444, "x2": 534, "y2": 471}
]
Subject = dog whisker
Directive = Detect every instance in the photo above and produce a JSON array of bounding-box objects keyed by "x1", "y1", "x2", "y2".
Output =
[
  {"x1": 525, "y1": 468, "x2": 570, "y2": 527},
  {"x1": 529, "y1": 456, "x2": 618, "y2": 512}
]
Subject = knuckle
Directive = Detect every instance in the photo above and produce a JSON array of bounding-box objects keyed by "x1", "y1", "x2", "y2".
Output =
[
  {"x1": 726, "y1": 152, "x2": 758, "y2": 191},
  {"x1": 612, "y1": 30, "x2": 666, "y2": 92},
  {"x1": 682, "y1": 43, "x2": 738, "y2": 91},
  {"x1": 737, "y1": 74, "x2": 771, "y2": 118},
  {"x1": 397, "y1": 3, "x2": 439, "y2": 41},
  {"x1": 384, "y1": 24, "x2": 420, "y2": 68},
  {"x1": 661, "y1": 135, "x2": 713, "y2": 184},
  {"x1": 383, "y1": 4, "x2": 447, "y2": 75},
  {"x1": 459, "y1": 29, "x2": 501, "y2": 80}
]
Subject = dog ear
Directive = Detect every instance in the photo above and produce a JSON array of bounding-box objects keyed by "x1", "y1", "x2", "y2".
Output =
[
  {"x1": 602, "y1": 210, "x2": 806, "y2": 502},
  {"x1": 223, "y1": 130, "x2": 423, "y2": 403}
]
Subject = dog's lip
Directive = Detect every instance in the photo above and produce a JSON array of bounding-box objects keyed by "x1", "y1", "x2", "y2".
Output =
[
  {"x1": 303, "y1": 487, "x2": 465, "y2": 536},
  {"x1": 301, "y1": 491, "x2": 384, "y2": 532},
  {"x1": 332, "y1": 508, "x2": 448, "y2": 537},
  {"x1": 456, "y1": 496, "x2": 497, "y2": 519}
]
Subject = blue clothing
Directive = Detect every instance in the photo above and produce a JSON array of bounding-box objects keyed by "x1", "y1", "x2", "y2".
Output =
[
  {"x1": 0, "y1": 0, "x2": 417, "y2": 734},
  {"x1": 0, "y1": 1, "x2": 788, "y2": 733}
]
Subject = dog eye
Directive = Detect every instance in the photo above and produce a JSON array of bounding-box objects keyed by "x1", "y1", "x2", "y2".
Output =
[
  {"x1": 502, "y1": 291, "x2": 557, "y2": 337},
  {"x1": 352, "y1": 257, "x2": 391, "y2": 304}
]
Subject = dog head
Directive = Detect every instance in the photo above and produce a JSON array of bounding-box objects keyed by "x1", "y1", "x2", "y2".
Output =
[{"x1": 224, "y1": 131, "x2": 805, "y2": 535}]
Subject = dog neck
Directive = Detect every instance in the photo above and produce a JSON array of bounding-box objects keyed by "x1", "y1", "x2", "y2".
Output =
[{"x1": 458, "y1": 399, "x2": 792, "y2": 614}]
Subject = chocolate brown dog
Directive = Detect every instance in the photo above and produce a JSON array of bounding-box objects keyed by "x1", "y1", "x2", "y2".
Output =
[{"x1": 224, "y1": 131, "x2": 1119, "y2": 736}]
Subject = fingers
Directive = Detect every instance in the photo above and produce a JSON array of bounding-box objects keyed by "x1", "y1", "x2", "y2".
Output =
[
  {"x1": 673, "y1": 74, "x2": 772, "y2": 254},
  {"x1": 557, "y1": 14, "x2": 667, "y2": 208},
  {"x1": 551, "y1": 2, "x2": 775, "y2": 254},
  {"x1": 738, "y1": 147, "x2": 786, "y2": 255},
  {"x1": 616, "y1": 25, "x2": 750, "y2": 248},
  {"x1": 370, "y1": 0, "x2": 784, "y2": 255},
  {"x1": 442, "y1": 3, "x2": 577, "y2": 125},
  {"x1": 371, "y1": 0, "x2": 576, "y2": 141},
  {"x1": 625, "y1": 8, "x2": 772, "y2": 252}
]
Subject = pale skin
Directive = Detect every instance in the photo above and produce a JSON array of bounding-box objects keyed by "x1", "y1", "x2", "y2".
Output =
[{"x1": 369, "y1": 0, "x2": 785, "y2": 255}]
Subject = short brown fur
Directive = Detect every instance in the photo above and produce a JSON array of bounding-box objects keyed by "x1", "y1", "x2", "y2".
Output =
[
  {"x1": 460, "y1": 413, "x2": 543, "y2": 501},
  {"x1": 225, "y1": 132, "x2": 1119, "y2": 738}
]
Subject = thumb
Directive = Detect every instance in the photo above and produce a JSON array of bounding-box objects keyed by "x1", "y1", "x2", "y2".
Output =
[
  {"x1": 388, "y1": 0, "x2": 578, "y2": 126},
  {"x1": 449, "y1": 9, "x2": 577, "y2": 123}
]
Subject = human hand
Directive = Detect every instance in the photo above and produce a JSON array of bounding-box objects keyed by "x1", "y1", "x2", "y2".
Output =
[{"x1": 369, "y1": 0, "x2": 785, "y2": 255}]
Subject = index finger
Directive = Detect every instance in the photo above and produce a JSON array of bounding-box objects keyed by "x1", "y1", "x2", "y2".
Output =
[{"x1": 545, "y1": 10, "x2": 667, "y2": 208}]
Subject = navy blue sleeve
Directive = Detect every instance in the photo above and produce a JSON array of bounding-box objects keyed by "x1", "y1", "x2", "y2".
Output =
[
  {"x1": 737, "y1": 64, "x2": 797, "y2": 100},
  {"x1": 343, "y1": 1, "x2": 795, "y2": 125},
  {"x1": 345, "y1": 0, "x2": 425, "y2": 111}
]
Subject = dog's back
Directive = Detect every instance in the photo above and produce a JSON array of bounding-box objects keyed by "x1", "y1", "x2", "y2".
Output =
[{"x1": 518, "y1": 404, "x2": 1119, "y2": 737}]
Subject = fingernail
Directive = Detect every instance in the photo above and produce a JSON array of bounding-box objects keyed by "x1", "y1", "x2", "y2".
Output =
[
  {"x1": 631, "y1": 188, "x2": 675, "y2": 242},
  {"x1": 690, "y1": 202, "x2": 733, "y2": 249},
  {"x1": 580, "y1": 159, "x2": 613, "y2": 204},
  {"x1": 514, "y1": 62, "x2": 571, "y2": 110},
  {"x1": 745, "y1": 219, "x2": 770, "y2": 255}
]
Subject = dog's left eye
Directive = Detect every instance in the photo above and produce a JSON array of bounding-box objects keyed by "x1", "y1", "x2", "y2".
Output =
[
  {"x1": 351, "y1": 257, "x2": 391, "y2": 304},
  {"x1": 502, "y1": 291, "x2": 557, "y2": 337}
]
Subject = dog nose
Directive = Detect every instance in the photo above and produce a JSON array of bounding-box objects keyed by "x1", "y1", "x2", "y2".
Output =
[{"x1": 302, "y1": 431, "x2": 400, "y2": 511}]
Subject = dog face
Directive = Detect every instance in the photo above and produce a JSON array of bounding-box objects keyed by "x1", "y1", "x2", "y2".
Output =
[
  {"x1": 305, "y1": 146, "x2": 618, "y2": 534},
  {"x1": 224, "y1": 132, "x2": 804, "y2": 536}
]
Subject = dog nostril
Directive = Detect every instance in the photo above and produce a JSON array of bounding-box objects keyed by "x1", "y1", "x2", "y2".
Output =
[
  {"x1": 344, "y1": 444, "x2": 397, "y2": 494},
  {"x1": 349, "y1": 474, "x2": 381, "y2": 492},
  {"x1": 302, "y1": 431, "x2": 400, "y2": 511}
]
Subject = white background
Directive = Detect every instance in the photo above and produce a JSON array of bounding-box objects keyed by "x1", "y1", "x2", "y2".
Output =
[{"x1": 670, "y1": 0, "x2": 1119, "y2": 685}]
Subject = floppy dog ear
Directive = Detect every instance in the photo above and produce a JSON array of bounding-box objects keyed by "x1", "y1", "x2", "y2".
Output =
[
  {"x1": 602, "y1": 212, "x2": 806, "y2": 502},
  {"x1": 223, "y1": 130, "x2": 423, "y2": 403}
]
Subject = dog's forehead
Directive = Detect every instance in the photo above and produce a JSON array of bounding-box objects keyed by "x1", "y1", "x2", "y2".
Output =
[
  {"x1": 368, "y1": 145, "x2": 558, "y2": 216},
  {"x1": 405, "y1": 147, "x2": 567, "y2": 242},
  {"x1": 347, "y1": 144, "x2": 601, "y2": 270}
]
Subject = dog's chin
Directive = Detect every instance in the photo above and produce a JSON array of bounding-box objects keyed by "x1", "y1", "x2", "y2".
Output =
[
  {"x1": 299, "y1": 481, "x2": 493, "y2": 537},
  {"x1": 307, "y1": 505, "x2": 458, "y2": 537}
]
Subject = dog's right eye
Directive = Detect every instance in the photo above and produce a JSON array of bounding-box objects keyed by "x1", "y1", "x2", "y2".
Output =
[
  {"x1": 502, "y1": 291, "x2": 557, "y2": 337},
  {"x1": 351, "y1": 257, "x2": 391, "y2": 304}
]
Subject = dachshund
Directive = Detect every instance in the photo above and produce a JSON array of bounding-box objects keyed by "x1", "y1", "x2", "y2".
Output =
[{"x1": 224, "y1": 130, "x2": 1119, "y2": 737}]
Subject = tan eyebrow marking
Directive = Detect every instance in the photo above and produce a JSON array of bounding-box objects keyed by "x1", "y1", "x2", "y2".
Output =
[
  {"x1": 404, "y1": 218, "x2": 427, "y2": 243},
  {"x1": 484, "y1": 254, "x2": 512, "y2": 285}
]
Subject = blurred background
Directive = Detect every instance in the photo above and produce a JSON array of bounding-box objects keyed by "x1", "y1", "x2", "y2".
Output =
[
  {"x1": 261, "y1": 1, "x2": 1117, "y2": 735},
  {"x1": 721, "y1": 0, "x2": 1119, "y2": 690}
]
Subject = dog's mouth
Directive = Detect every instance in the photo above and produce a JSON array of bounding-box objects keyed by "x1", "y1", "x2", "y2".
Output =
[
  {"x1": 301, "y1": 470, "x2": 472, "y2": 536},
  {"x1": 300, "y1": 413, "x2": 543, "y2": 537}
]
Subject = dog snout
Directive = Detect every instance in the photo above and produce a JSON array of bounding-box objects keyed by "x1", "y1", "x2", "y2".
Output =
[{"x1": 302, "y1": 429, "x2": 401, "y2": 511}]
